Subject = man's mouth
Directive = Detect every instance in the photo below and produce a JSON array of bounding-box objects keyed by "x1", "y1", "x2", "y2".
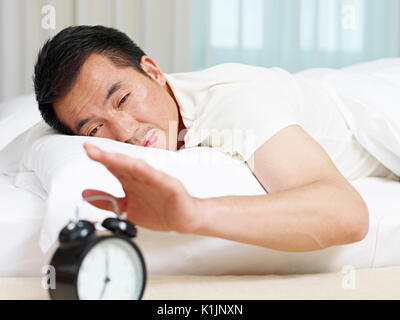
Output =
[{"x1": 141, "y1": 131, "x2": 156, "y2": 147}]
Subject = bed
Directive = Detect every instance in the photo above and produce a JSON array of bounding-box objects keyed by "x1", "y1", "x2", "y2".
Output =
[
  {"x1": 1, "y1": 166, "x2": 400, "y2": 278},
  {"x1": 1, "y1": 58, "x2": 400, "y2": 299}
]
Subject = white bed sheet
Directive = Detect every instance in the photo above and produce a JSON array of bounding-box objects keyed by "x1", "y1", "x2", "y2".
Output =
[{"x1": 0, "y1": 174, "x2": 46, "y2": 276}]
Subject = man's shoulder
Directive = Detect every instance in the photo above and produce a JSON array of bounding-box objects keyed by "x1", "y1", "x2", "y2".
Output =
[{"x1": 168, "y1": 63, "x2": 272, "y2": 79}]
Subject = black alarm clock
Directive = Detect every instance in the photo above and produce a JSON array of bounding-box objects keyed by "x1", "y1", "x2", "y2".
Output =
[{"x1": 48, "y1": 195, "x2": 147, "y2": 300}]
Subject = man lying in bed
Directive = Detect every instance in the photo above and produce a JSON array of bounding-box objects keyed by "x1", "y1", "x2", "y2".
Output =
[{"x1": 33, "y1": 25, "x2": 372, "y2": 252}]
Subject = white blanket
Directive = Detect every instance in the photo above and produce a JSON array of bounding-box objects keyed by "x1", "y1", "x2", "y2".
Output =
[{"x1": 297, "y1": 58, "x2": 400, "y2": 176}]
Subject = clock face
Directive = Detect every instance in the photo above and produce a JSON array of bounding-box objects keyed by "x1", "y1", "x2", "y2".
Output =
[{"x1": 76, "y1": 237, "x2": 145, "y2": 300}]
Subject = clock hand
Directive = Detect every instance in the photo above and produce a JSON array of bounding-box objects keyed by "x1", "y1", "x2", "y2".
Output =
[
  {"x1": 99, "y1": 248, "x2": 111, "y2": 300},
  {"x1": 105, "y1": 248, "x2": 109, "y2": 278}
]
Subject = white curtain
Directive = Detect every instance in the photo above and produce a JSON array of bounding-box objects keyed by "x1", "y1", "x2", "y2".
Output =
[
  {"x1": 191, "y1": 0, "x2": 400, "y2": 72},
  {"x1": 0, "y1": 0, "x2": 191, "y2": 103}
]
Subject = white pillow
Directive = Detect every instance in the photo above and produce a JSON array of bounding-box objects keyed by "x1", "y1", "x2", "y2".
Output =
[
  {"x1": 0, "y1": 122, "x2": 55, "y2": 176},
  {"x1": 10, "y1": 123, "x2": 265, "y2": 253},
  {"x1": 0, "y1": 94, "x2": 42, "y2": 151}
]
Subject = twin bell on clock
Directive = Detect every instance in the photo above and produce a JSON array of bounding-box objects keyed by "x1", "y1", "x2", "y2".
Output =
[{"x1": 48, "y1": 195, "x2": 147, "y2": 300}]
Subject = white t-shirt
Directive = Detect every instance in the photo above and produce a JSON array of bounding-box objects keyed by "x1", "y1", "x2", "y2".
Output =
[{"x1": 165, "y1": 63, "x2": 396, "y2": 180}]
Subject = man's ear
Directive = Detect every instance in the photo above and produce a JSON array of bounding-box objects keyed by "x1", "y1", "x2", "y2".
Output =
[{"x1": 139, "y1": 56, "x2": 166, "y2": 86}]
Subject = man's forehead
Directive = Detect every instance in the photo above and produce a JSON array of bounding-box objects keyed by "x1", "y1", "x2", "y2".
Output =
[
  {"x1": 80, "y1": 53, "x2": 118, "y2": 81},
  {"x1": 54, "y1": 55, "x2": 117, "y2": 123}
]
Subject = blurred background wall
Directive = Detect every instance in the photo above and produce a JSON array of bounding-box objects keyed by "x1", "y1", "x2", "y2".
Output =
[
  {"x1": 191, "y1": 0, "x2": 400, "y2": 71},
  {"x1": 0, "y1": 0, "x2": 399, "y2": 103},
  {"x1": 0, "y1": 0, "x2": 191, "y2": 102}
]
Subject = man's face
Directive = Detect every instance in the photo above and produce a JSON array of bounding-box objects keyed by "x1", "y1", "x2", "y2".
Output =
[{"x1": 53, "y1": 53, "x2": 184, "y2": 151}]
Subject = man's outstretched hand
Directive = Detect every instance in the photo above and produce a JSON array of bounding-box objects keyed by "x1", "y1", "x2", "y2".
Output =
[{"x1": 82, "y1": 143, "x2": 203, "y2": 234}]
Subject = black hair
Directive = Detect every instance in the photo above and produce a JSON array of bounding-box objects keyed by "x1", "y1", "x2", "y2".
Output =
[{"x1": 33, "y1": 25, "x2": 147, "y2": 134}]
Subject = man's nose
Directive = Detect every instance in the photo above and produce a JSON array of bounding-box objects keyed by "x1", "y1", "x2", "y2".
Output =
[{"x1": 110, "y1": 113, "x2": 138, "y2": 143}]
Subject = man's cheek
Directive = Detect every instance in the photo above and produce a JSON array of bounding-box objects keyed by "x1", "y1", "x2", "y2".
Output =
[{"x1": 154, "y1": 130, "x2": 168, "y2": 150}]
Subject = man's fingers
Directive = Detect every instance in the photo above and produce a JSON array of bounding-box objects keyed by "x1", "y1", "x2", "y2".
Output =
[{"x1": 82, "y1": 189, "x2": 126, "y2": 214}]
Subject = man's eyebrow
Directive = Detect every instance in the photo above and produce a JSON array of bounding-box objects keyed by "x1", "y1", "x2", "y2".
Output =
[
  {"x1": 76, "y1": 118, "x2": 90, "y2": 134},
  {"x1": 75, "y1": 81, "x2": 122, "y2": 134},
  {"x1": 104, "y1": 81, "x2": 122, "y2": 105}
]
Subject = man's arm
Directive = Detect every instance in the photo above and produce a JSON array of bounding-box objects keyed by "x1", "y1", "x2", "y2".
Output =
[
  {"x1": 193, "y1": 124, "x2": 369, "y2": 251},
  {"x1": 82, "y1": 124, "x2": 369, "y2": 252}
]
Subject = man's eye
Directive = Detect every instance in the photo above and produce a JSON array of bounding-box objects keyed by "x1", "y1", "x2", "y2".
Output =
[
  {"x1": 119, "y1": 93, "x2": 130, "y2": 107},
  {"x1": 89, "y1": 126, "x2": 100, "y2": 136}
]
